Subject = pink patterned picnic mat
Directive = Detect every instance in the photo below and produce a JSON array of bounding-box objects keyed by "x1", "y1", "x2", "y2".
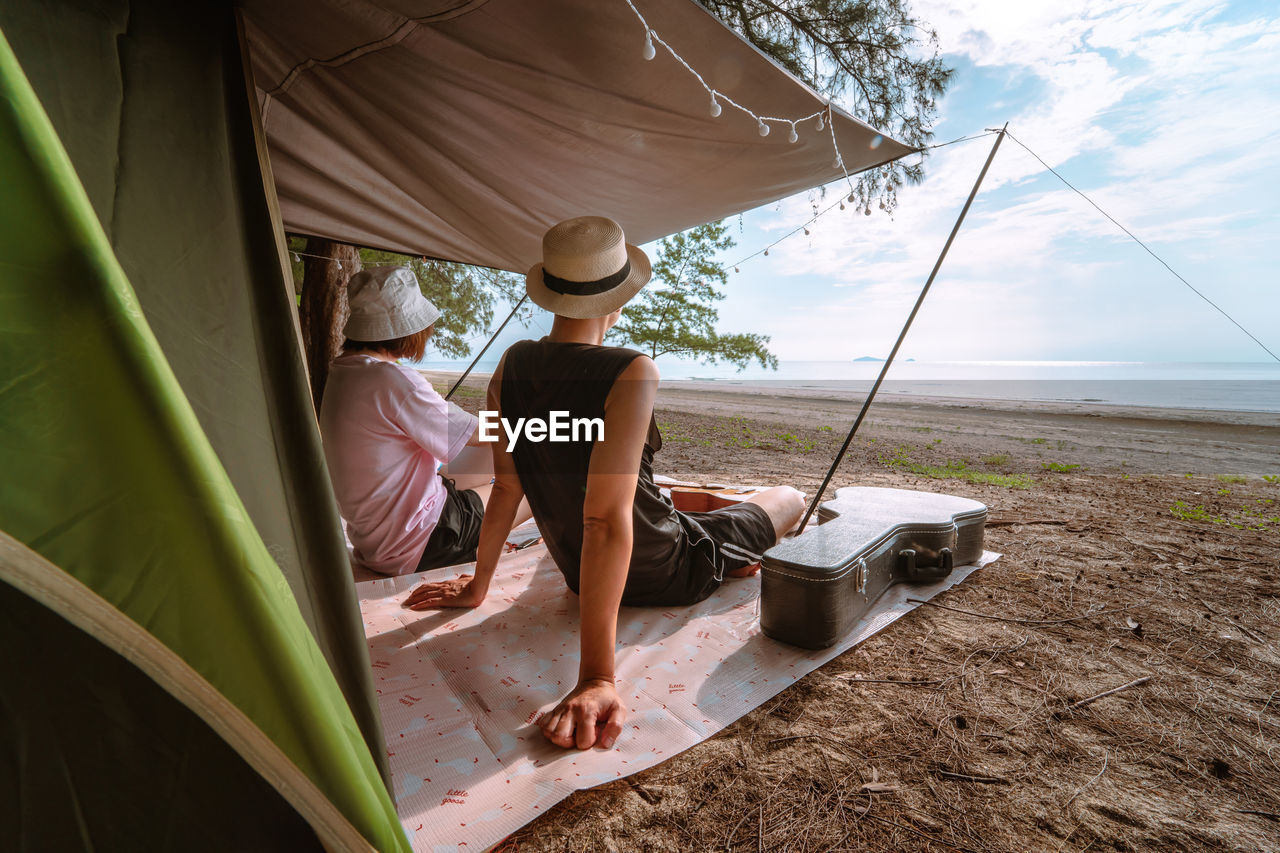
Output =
[{"x1": 357, "y1": 543, "x2": 998, "y2": 850}]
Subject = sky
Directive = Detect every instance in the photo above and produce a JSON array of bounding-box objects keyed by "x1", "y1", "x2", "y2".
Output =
[
  {"x1": 665, "y1": 0, "x2": 1280, "y2": 366},
  {"x1": 439, "y1": 0, "x2": 1279, "y2": 371}
]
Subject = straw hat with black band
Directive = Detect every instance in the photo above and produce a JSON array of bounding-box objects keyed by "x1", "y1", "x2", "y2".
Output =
[{"x1": 525, "y1": 216, "x2": 652, "y2": 319}]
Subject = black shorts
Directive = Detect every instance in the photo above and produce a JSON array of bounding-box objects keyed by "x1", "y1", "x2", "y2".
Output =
[
  {"x1": 415, "y1": 478, "x2": 484, "y2": 572},
  {"x1": 631, "y1": 501, "x2": 776, "y2": 607},
  {"x1": 685, "y1": 501, "x2": 776, "y2": 574}
]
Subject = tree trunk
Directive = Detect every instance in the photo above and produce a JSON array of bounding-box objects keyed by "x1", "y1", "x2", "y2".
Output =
[{"x1": 298, "y1": 238, "x2": 360, "y2": 411}]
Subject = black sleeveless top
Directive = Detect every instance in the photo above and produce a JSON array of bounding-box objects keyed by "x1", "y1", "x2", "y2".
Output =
[{"x1": 500, "y1": 339, "x2": 710, "y2": 605}]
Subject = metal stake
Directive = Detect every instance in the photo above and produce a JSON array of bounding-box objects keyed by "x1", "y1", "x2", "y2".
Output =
[
  {"x1": 797, "y1": 124, "x2": 1009, "y2": 531},
  {"x1": 445, "y1": 294, "x2": 528, "y2": 400}
]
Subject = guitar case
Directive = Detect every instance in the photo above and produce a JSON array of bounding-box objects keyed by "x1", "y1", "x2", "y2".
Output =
[{"x1": 761, "y1": 486, "x2": 988, "y2": 649}]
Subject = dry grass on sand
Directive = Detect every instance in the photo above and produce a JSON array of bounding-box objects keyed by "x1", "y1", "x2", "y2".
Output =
[{"x1": 441, "y1": 377, "x2": 1280, "y2": 852}]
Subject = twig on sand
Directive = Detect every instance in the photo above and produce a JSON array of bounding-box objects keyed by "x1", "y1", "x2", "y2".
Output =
[
  {"x1": 693, "y1": 775, "x2": 740, "y2": 813},
  {"x1": 827, "y1": 793, "x2": 876, "y2": 851},
  {"x1": 987, "y1": 518, "x2": 1069, "y2": 527},
  {"x1": 933, "y1": 770, "x2": 1010, "y2": 785},
  {"x1": 906, "y1": 597, "x2": 1137, "y2": 626},
  {"x1": 1223, "y1": 616, "x2": 1266, "y2": 643},
  {"x1": 1064, "y1": 750, "x2": 1108, "y2": 810},
  {"x1": 958, "y1": 636, "x2": 1030, "y2": 700},
  {"x1": 726, "y1": 805, "x2": 753, "y2": 851},
  {"x1": 1058, "y1": 676, "x2": 1153, "y2": 715},
  {"x1": 724, "y1": 775, "x2": 787, "y2": 850},
  {"x1": 1200, "y1": 599, "x2": 1267, "y2": 643},
  {"x1": 838, "y1": 675, "x2": 945, "y2": 686},
  {"x1": 861, "y1": 813, "x2": 979, "y2": 853},
  {"x1": 768, "y1": 733, "x2": 867, "y2": 759},
  {"x1": 625, "y1": 775, "x2": 661, "y2": 805}
]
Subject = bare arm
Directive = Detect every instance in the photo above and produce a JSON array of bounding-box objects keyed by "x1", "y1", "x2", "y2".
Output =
[
  {"x1": 541, "y1": 355, "x2": 659, "y2": 749},
  {"x1": 404, "y1": 357, "x2": 524, "y2": 609}
]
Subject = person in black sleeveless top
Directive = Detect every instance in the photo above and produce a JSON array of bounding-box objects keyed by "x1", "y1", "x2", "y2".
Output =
[{"x1": 405, "y1": 217, "x2": 805, "y2": 751}]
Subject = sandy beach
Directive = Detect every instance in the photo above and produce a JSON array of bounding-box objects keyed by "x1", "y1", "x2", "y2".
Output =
[{"x1": 427, "y1": 370, "x2": 1279, "y2": 852}]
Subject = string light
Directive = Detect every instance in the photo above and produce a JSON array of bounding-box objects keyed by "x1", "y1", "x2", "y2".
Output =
[
  {"x1": 622, "y1": 0, "x2": 839, "y2": 162},
  {"x1": 286, "y1": 130, "x2": 1000, "y2": 331},
  {"x1": 292, "y1": 252, "x2": 300, "y2": 262},
  {"x1": 290, "y1": 9, "x2": 1010, "y2": 306},
  {"x1": 720, "y1": 129, "x2": 1000, "y2": 274}
]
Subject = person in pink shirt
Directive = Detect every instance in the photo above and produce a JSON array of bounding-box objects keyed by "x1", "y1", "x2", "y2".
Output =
[{"x1": 319, "y1": 265, "x2": 527, "y2": 576}]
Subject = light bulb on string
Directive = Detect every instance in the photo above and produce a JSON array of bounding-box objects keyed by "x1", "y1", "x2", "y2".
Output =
[
  {"x1": 788, "y1": 124, "x2": 799, "y2": 143},
  {"x1": 292, "y1": 252, "x2": 300, "y2": 262},
  {"x1": 816, "y1": 112, "x2": 825, "y2": 132},
  {"x1": 863, "y1": 206, "x2": 871, "y2": 216},
  {"x1": 336, "y1": 260, "x2": 343, "y2": 270},
  {"x1": 763, "y1": 248, "x2": 769, "y2": 257},
  {"x1": 757, "y1": 119, "x2": 770, "y2": 137},
  {"x1": 734, "y1": 267, "x2": 740, "y2": 273},
  {"x1": 709, "y1": 92, "x2": 721, "y2": 117},
  {"x1": 643, "y1": 30, "x2": 656, "y2": 60},
  {"x1": 839, "y1": 202, "x2": 845, "y2": 211},
  {"x1": 879, "y1": 198, "x2": 886, "y2": 210},
  {"x1": 848, "y1": 192, "x2": 856, "y2": 203},
  {"x1": 803, "y1": 227, "x2": 810, "y2": 236}
]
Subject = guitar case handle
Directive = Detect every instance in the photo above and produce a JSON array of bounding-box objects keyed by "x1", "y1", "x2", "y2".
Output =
[{"x1": 898, "y1": 547, "x2": 954, "y2": 583}]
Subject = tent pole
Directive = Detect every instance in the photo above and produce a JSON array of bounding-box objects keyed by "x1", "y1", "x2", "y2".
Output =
[
  {"x1": 797, "y1": 124, "x2": 1008, "y2": 531},
  {"x1": 446, "y1": 295, "x2": 528, "y2": 400}
]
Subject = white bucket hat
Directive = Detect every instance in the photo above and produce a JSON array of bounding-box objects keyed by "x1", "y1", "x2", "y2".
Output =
[
  {"x1": 344, "y1": 266, "x2": 441, "y2": 341},
  {"x1": 525, "y1": 216, "x2": 652, "y2": 319}
]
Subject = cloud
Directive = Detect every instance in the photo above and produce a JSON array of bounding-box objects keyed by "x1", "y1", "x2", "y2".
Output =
[{"x1": 735, "y1": 0, "x2": 1280, "y2": 362}]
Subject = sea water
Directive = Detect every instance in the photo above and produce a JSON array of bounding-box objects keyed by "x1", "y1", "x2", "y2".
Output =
[{"x1": 416, "y1": 358, "x2": 1280, "y2": 414}]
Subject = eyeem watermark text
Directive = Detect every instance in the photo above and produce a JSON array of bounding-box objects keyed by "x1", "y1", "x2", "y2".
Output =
[{"x1": 477, "y1": 411, "x2": 604, "y2": 451}]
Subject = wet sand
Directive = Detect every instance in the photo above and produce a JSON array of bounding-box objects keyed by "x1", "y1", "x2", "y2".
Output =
[{"x1": 427, "y1": 370, "x2": 1280, "y2": 478}]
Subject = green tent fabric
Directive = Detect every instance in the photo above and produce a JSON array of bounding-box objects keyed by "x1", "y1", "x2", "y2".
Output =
[
  {"x1": 0, "y1": 0, "x2": 387, "y2": 775},
  {"x1": 0, "y1": 7, "x2": 407, "y2": 851},
  {"x1": 0, "y1": 546, "x2": 323, "y2": 851}
]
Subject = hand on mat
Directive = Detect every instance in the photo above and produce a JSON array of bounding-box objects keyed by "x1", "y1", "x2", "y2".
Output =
[
  {"x1": 403, "y1": 575, "x2": 485, "y2": 610},
  {"x1": 540, "y1": 678, "x2": 626, "y2": 750}
]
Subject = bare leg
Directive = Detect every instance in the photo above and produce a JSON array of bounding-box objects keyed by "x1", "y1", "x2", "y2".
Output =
[
  {"x1": 440, "y1": 444, "x2": 496, "y2": 491},
  {"x1": 727, "y1": 486, "x2": 806, "y2": 578},
  {"x1": 743, "y1": 485, "x2": 806, "y2": 540},
  {"x1": 468, "y1": 483, "x2": 533, "y2": 529}
]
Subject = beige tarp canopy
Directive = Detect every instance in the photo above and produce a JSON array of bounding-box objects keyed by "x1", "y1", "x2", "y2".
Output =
[
  {"x1": 243, "y1": 0, "x2": 913, "y2": 271},
  {"x1": 1, "y1": 0, "x2": 915, "y2": 848}
]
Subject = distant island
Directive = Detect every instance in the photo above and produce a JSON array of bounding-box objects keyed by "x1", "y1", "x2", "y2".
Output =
[{"x1": 854, "y1": 356, "x2": 915, "y2": 362}]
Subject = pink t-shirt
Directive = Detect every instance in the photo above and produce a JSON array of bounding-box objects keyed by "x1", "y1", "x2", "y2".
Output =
[{"x1": 319, "y1": 354, "x2": 479, "y2": 576}]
